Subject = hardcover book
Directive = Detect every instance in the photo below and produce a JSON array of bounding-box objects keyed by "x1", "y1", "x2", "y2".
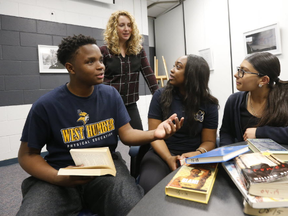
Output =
[
  {"x1": 243, "y1": 200, "x2": 288, "y2": 216},
  {"x1": 185, "y1": 144, "x2": 249, "y2": 164},
  {"x1": 165, "y1": 163, "x2": 218, "y2": 204},
  {"x1": 58, "y1": 147, "x2": 116, "y2": 176},
  {"x1": 222, "y1": 161, "x2": 288, "y2": 209},
  {"x1": 247, "y1": 138, "x2": 288, "y2": 161},
  {"x1": 234, "y1": 152, "x2": 288, "y2": 198}
]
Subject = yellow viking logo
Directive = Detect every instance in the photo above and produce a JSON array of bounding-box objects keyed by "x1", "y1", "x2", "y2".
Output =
[{"x1": 77, "y1": 110, "x2": 89, "y2": 125}]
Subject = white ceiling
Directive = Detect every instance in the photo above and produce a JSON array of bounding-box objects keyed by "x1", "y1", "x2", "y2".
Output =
[{"x1": 147, "y1": 0, "x2": 181, "y2": 18}]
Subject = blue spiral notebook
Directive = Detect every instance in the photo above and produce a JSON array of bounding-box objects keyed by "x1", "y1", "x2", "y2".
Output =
[{"x1": 185, "y1": 144, "x2": 249, "y2": 164}]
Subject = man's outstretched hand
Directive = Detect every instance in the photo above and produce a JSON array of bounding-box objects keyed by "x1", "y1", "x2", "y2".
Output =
[{"x1": 154, "y1": 113, "x2": 184, "y2": 140}]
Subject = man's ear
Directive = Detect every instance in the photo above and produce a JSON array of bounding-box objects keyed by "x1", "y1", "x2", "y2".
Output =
[{"x1": 65, "y1": 62, "x2": 75, "y2": 74}]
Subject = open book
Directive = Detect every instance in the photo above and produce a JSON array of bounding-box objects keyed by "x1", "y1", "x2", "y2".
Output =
[{"x1": 58, "y1": 147, "x2": 116, "y2": 176}]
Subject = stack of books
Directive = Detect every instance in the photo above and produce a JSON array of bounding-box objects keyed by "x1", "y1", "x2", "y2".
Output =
[
  {"x1": 223, "y1": 150, "x2": 288, "y2": 216},
  {"x1": 165, "y1": 144, "x2": 249, "y2": 204},
  {"x1": 247, "y1": 138, "x2": 288, "y2": 162}
]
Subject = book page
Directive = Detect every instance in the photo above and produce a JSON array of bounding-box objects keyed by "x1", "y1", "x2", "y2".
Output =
[
  {"x1": 239, "y1": 153, "x2": 276, "y2": 168},
  {"x1": 71, "y1": 149, "x2": 113, "y2": 168}
]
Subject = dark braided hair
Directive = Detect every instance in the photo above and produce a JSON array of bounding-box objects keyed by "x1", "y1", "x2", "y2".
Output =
[{"x1": 57, "y1": 34, "x2": 97, "y2": 66}]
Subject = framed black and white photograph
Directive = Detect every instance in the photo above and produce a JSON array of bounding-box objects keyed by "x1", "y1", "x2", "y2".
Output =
[
  {"x1": 38, "y1": 45, "x2": 67, "y2": 73},
  {"x1": 243, "y1": 23, "x2": 282, "y2": 56}
]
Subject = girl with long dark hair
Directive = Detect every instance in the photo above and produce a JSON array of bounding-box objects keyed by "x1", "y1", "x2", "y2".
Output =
[
  {"x1": 220, "y1": 52, "x2": 288, "y2": 146},
  {"x1": 139, "y1": 54, "x2": 219, "y2": 193}
]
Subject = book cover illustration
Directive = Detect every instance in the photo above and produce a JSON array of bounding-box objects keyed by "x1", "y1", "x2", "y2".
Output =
[
  {"x1": 165, "y1": 163, "x2": 218, "y2": 204},
  {"x1": 236, "y1": 152, "x2": 288, "y2": 184},
  {"x1": 247, "y1": 139, "x2": 288, "y2": 153},
  {"x1": 222, "y1": 161, "x2": 288, "y2": 209},
  {"x1": 185, "y1": 145, "x2": 249, "y2": 164}
]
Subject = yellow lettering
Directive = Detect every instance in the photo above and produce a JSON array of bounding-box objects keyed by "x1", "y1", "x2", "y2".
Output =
[
  {"x1": 91, "y1": 124, "x2": 99, "y2": 136},
  {"x1": 109, "y1": 119, "x2": 115, "y2": 130},
  {"x1": 101, "y1": 121, "x2": 107, "y2": 133},
  {"x1": 78, "y1": 126, "x2": 85, "y2": 140},
  {"x1": 105, "y1": 120, "x2": 110, "y2": 130},
  {"x1": 96, "y1": 122, "x2": 103, "y2": 134},
  {"x1": 61, "y1": 129, "x2": 71, "y2": 143},
  {"x1": 71, "y1": 128, "x2": 79, "y2": 141},
  {"x1": 83, "y1": 119, "x2": 115, "y2": 139},
  {"x1": 86, "y1": 124, "x2": 93, "y2": 138}
]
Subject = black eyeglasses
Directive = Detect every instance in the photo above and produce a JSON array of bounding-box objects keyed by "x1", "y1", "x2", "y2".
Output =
[{"x1": 237, "y1": 67, "x2": 264, "y2": 78}]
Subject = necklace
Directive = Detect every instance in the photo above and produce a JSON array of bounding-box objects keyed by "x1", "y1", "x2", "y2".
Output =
[
  {"x1": 249, "y1": 98, "x2": 257, "y2": 116},
  {"x1": 249, "y1": 92, "x2": 264, "y2": 117}
]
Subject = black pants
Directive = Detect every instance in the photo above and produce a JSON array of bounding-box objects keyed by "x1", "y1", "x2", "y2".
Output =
[
  {"x1": 126, "y1": 103, "x2": 143, "y2": 130},
  {"x1": 17, "y1": 152, "x2": 144, "y2": 216},
  {"x1": 126, "y1": 103, "x2": 151, "y2": 178},
  {"x1": 138, "y1": 149, "x2": 173, "y2": 194}
]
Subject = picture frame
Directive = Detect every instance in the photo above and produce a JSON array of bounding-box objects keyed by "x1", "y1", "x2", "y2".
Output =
[
  {"x1": 199, "y1": 48, "x2": 214, "y2": 71},
  {"x1": 243, "y1": 23, "x2": 282, "y2": 56},
  {"x1": 38, "y1": 45, "x2": 67, "y2": 73}
]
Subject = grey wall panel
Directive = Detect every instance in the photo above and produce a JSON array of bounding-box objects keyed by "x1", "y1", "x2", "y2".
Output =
[
  {"x1": 5, "y1": 76, "x2": 40, "y2": 90},
  {"x1": 37, "y1": 20, "x2": 67, "y2": 36},
  {"x1": 0, "y1": 31, "x2": 20, "y2": 46},
  {"x1": 52, "y1": 36, "x2": 65, "y2": 46},
  {"x1": 139, "y1": 71, "x2": 144, "y2": 89},
  {"x1": 149, "y1": 47, "x2": 155, "y2": 72},
  {"x1": 2, "y1": 16, "x2": 36, "y2": 32},
  {"x1": 0, "y1": 77, "x2": 4, "y2": 90},
  {"x1": 93, "y1": 28, "x2": 104, "y2": 40},
  {"x1": 40, "y1": 74, "x2": 69, "y2": 89},
  {"x1": 0, "y1": 91, "x2": 24, "y2": 106},
  {"x1": 21, "y1": 61, "x2": 39, "y2": 75},
  {"x1": 143, "y1": 44, "x2": 150, "y2": 62},
  {"x1": 2, "y1": 46, "x2": 37, "y2": 61},
  {"x1": 23, "y1": 89, "x2": 51, "y2": 104},
  {"x1": 144, "y1": 84, "x2": 150, "y2": 95},
  {"x1": 143, "y1": 35, "x2": 149, "y2": 46},
  {"x1": 96, "y1": 39, "x2": 105, "y2": 47},
  {"x1": 139, "y1": 81, "x2": 145, "y2": 95},
  {"x1": 0, "y1": 60, "x2": 21, "y2": 75},
  {"x1": 67, "y1": 25, "x2": 95, "y2": 38},
  {"x1": 20, "y1": 33, "x2": 53, "y2": 47},
  {"x1": 0, "y1": 14, "x2": 150, "y2": 107}
]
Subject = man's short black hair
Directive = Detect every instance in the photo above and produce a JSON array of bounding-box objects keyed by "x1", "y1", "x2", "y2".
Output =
[{"x1": 57, "y1": 34, "x2": 97, "y2": 66}]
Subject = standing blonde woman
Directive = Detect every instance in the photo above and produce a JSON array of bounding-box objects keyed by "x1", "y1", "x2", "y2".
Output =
[{"x1": 101, "y1": 10, "x2": 158, "y2": 131}]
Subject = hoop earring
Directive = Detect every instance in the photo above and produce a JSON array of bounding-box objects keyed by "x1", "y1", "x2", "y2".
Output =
[{"x1": 259, "y1": 84, "x2": 263, "y2": 88}]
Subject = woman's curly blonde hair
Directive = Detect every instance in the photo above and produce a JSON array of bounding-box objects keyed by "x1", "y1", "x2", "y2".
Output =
[{"x1": 103, "y1": 10, "x2": 143, "y2": 55}]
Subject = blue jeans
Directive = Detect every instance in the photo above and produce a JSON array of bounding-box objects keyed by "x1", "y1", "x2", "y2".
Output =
[{"x1": 16, "y1": 152, "x2": 144, "y2": 216}]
